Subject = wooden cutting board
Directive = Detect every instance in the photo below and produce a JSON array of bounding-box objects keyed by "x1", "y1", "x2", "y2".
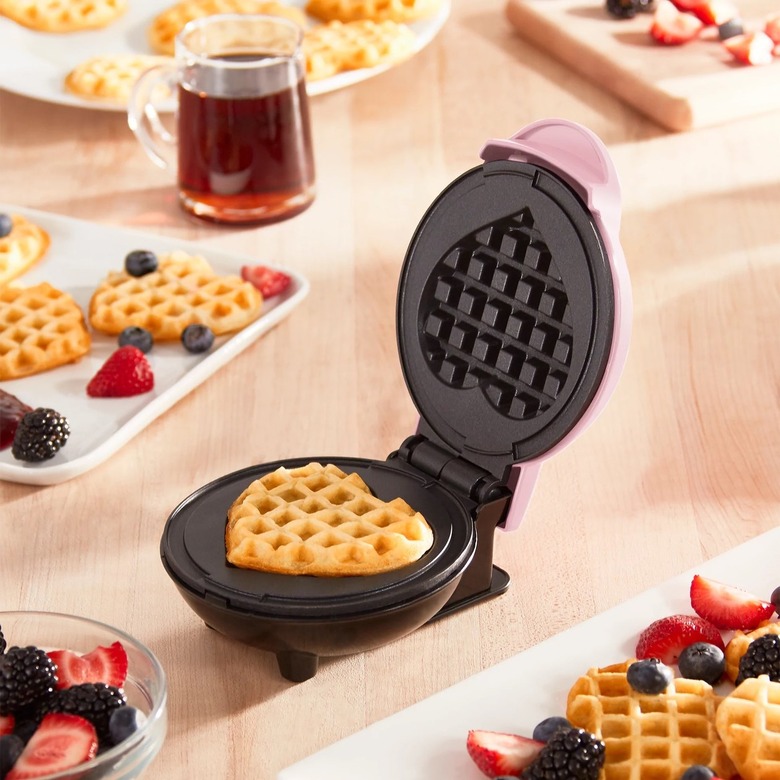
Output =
[{"x1": 505, "y1": 0, "x2": 780, "y2": 131}]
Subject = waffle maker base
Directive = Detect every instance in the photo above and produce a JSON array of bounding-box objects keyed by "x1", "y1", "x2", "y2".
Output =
[{"x1": 161, "y1": 455, "x2": 511, "y2": 682}]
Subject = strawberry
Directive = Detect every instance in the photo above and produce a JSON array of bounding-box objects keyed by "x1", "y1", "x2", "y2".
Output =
[
  {"x1": 689, "y1": 0, "x2": 737, "y2": 25},
  {"x1": 48, "y1": 641, "x2": 128, "y2": 690},
  {"x1": 466, "y1": 729, "x2": 544, "y2": 778},
  {"x1": 650, "y1": 0, "x2": 704, "y2": 44},
  {"x1": 240, "y1": 265, "x2": 292, "y2": 298},
  {"x1": 690, "y1": 574, "x2": 775, "y2": 629},
  {"x1": 766, "y1": 12, "x2": 780, "y2": 46},
  {"x1": 86, "y1": 345, "x2": 154, "y2": 398},
  {"x1": 723, "y1": 31, "x2": 776, "y2": 65},
  {"x1": 635, "y1": 614, "x2": 725, "y2": 665},
  {"x1": 0, "y1": 714, "x2": 14, "y2": 735},
  {"x1": 6, "y1": 713, "x2": 97, "y2": 779}
]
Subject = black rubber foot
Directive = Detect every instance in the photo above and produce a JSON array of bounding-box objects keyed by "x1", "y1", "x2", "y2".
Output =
[{"x1": 276, "y1": 651, "x2": 319, "y2": 682}]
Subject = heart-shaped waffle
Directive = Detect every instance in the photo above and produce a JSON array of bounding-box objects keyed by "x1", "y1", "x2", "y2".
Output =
[
  {"x1": 88, "y1": 251, "x2": 263, "y2": 340},
  {"x1": 0, "y1": 214, "x2": 50, "y2": 286},
  {"x1": 0, "y1": 0, "x2": 126, "y2": 32},
  {"x1": 225, "y1": 462, "x2": 434, "y2": 577},
  {"x1": 716, "y1": 674, "x2": 780, "y2": 780},
  {"x1": 305, "y1": 0, "x2": 442, "y2": 23},
  {"x1": 566, "y1": 660, "x2": 737, "y2": 780}
]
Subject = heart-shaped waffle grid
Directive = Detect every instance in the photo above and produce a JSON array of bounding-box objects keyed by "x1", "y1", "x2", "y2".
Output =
[
  {"x1": 0, "y1": 0, "x2": 126, "y2": 32},
  {"x1": 305, "y1": 0, "x2": 442, "y2": 24},
  {"x1": 225, "y1": 462, "x2": 434, "y2": 577},
  {"x1": 0, "y1": 214, "x2": 50, "y2": 286}
]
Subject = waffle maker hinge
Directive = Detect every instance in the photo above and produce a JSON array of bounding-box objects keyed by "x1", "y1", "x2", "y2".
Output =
[{"x1": 392, "y1": 434, "x2": 512, "y2": 619}]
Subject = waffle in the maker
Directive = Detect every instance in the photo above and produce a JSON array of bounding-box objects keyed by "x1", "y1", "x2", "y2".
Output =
[
  {"x1": 565, "y1": 660, "x2": 736, "y2": 780},
  {"x1": 65, "y1": 55, "x2": 172, "y2": 103},
  {"x1": 148, "y1": 0, "x2": 307, "y2": 55},
  {"x1": 305, "y1": 0, "x2": 441, "y2": 23},
  {"x1": 716, "y1": 674, "x2": 780, "y2": 780},
  {"x1": 225, "y1": 462, "x2": 434, "y2": 577},
  {"x1": 0, "y1": 282, "x2": 91, "y2": 380},
  {"x1": 0, "y1": 214, "x2": 50, "y2": 287},
  {"x1": 0, "y1": 0, "x2": 126, "y2": 31},
  {"x1": 88, "y1": 251, "x2": 263, "y2": 340},
  {"x1": 303, "y1": 19, "x2": 416, "y2": 81},
  {"x1": 725, "y1": 622, "x2": 780, "y2": 683}
]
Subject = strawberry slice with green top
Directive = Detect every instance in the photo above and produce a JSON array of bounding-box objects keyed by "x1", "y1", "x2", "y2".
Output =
[
  {"x1": 635, "y1": 614, "x2": 725, "y2": 665},
  {"x1": 6, "y1": 713, "x2": 97, "y2": 779},
  {"x1": 466, "y1": 729, "x2": 544, "y2": 778},
  {"x1": 47, "y1": 641, "x2": 128, "y2": 690},
  {"x1": 690, "y1": 574, "x2": 775, "y2": 629}
]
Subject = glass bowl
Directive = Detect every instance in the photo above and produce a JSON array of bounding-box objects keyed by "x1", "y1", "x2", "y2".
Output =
[{"x1": 0, "y1": 611, "x2": 167, "y2": 780}]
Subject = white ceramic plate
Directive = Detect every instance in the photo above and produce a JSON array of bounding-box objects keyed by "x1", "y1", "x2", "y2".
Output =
[
  {"x1": 0, "y1": 0, "x2": 450, "y2": 112},
  {"x1": 278, "y1": 525, "x2": 780, "y2": 779},
  {"x1": 0, "y1": 204, "x2": 310, "y2": 486}
]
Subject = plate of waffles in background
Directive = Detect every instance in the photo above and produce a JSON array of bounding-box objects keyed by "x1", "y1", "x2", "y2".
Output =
[
  {"x1": 0, "y1": 0, "x2": 451, "y2": 112},
  {"x1": 0, "y1": 203, "x2": 309, "y2": 485},
  {"x1": 278, "y1": 525, "x2": 780, "y2": 780}
]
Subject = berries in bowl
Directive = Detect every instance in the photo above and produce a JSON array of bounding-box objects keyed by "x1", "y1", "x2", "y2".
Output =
[{"x1": 0, "y1": 611, "x2": 166, "y2": 780}]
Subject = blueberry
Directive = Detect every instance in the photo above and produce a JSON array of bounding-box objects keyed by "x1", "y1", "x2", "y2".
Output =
[
  {"x1": 118, "y1": 326, "x2": 153, "y2": 353},
  {"x1": 678, "y1": 642, "x2": 725, "y2": 685},
  {"x1": 605, "y1": 0, "x2": 637, "y2": 18},
  {"x1": 771, "y1": 585, "x2": 780, "y2": 615},
  {"x1": 681, "y1": 765, "x2": 715, "y2": 780},
  {"x1": 0, "y1": 734, "x2": 24, "y2": 777},
  {"x1": 532, "y1": 716, "x2": 572, "y2": 743},
  {"x1": 124, "y1": 249, "x2": 158, "y2": 277},
  {"x1": 717, "y1": 17, "x2": 743, "y2": 39},
  {"x1": 626, "y1": 658, "x2": 673, "y2": 694},
  {"x1": 0, "y1": 214, "x2": 12, "y2": 239},
  {"x1": 108, "y1": 705, "x2": 145, "y2": 746},
  {"x1": 181, "y1": 324, "x2": 215, "y2": 354}
]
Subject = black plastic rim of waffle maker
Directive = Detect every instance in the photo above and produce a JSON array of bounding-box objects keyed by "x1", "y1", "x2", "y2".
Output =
[{"x1": 160, "y1": 156, "x2": 616, "y2": 682}]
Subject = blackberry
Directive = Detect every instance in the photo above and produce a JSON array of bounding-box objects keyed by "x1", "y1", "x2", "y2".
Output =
[
  {"x1": 0, "y1": 214, "x2": 12, "y2": 239},
  {"x1": 11, "y1": 408, "x2": 70, "y2": 463},
  {"x1": 522, "y1": 727, "x2": 605, "y2": 780},
  {"x1": 118, "y1": 326, "x2": 153, "y2": 353},
  {"x1": 40, "y1": 683, "x2": 126, "y2": 742},
  {"x1": 0, "y1": 625, "x2": 5, "y2": 655},
  {"x1": 736, "y1": 634, "x2": 780, "y2": 685},
  {"x1": 124, "y1": 249, "x2": 158, "y2": 277},
  {"x1": 0, "y1": 646, "x2": 58, "y2": 716},
  {"x1": 606, "y1": 0, "x2": 638, "y2": 19},
  {"x1": 181, "y1": 323, "x2": 215, "y2": 354}
]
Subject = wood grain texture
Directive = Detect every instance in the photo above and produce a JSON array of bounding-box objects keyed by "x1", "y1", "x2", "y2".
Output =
[{"x1": 1, "y1": 0, "x2": 780, "y2": 777}]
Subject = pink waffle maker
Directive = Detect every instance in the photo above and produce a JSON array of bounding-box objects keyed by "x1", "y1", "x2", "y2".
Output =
[{"x1": 160, "y1": 119, "x2": 633, "y2": 682}]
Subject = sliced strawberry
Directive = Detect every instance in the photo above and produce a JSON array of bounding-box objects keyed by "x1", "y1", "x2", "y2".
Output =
[
  {"x1": 240, "y1": 265, "x2": 292, "y2": 298},
  {"x1": 635, "y1": 614, "x2": 725, "y2": 665},
  {"x1": 0, "y1": 714, "x2": 14, "y2": 735},
  {"x1": 48, "y1": 641, "x2": 128, "y2": 690},
  {"x1": 6, "y1": 713, "x2": 97, "y2": 779},
  {"x1": 466, "y1": 730, "x2": 544, "y2": 778},
  {"x1": 723, "y1": 30, "x2": 776, "y2": 65},
  {"x1": 766, "y1": 12, "x2": 780, "y2": 46},
  {"x1": 689, "y1": 0, "x2": 737, "y2": 25},
  {"x1": 690, "y1": 574, "x2": 775, "y2": 629},
  {"x1": 86, "y1": 345, "x2": 154, "y2": 398},
  {"x1": 650, "y1": 0, "x2": 704, "y2": 44}
]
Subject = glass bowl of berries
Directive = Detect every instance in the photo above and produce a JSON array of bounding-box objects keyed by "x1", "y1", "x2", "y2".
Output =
[{"x1": 0, "y1": 611, "x2": 167, "y2": 779}]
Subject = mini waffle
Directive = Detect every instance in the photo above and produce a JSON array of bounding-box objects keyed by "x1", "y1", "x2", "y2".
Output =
[
  {"x1": 303, "y1": 19, "x2": 416, "y2": 81},
  {"x1": 0, "y1": 0, "x2": 126, "y2": 31},
  {"x1": 148, "y1": 0, "x2": 307, "y2": 55},
  {"x1": 65, "y1": 55, "x2": 172, "y2": 103},
  {"x1": 225, "y1": 462, "x2": 435, "y2": 577},
  {"x1": 0, "y1": 282, "x2": 91, "y2": 380},
  {"x1": 0, "y1": 214, "x2": 50, "y2": 287},
  {"x1": 715, "y1": 674, "x2": 780, "y2": 780},
  {"x1": 566, "y1": 660, "x2": 737, "y2": 780},
  {"x1": 88, "y1": 251, "x2": 263, "y2": 340},
  {"x1": 726, "y1": 622, "x2": 780, "y2": 683},
  {"x1": 305, "y1": 0, "x2": 441, "y2": 23}
]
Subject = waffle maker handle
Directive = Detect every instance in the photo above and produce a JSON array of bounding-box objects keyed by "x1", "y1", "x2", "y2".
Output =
[{"x1": 480, "y1": 119, "x2": 633, "y2": 532}]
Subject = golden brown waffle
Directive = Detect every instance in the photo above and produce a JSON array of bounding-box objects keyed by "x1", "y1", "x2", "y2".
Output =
[
  {"x1": 225, "y1": 462, "x2": 434, "y2": 577},
  {"x1": 566, "y1": 660, "x2": 737, "y2": 780},
  {"x1": 0, "y1": 214, "x2": 50, "y2": 287},
  {"x1": 0, "y1": 282, "x2": 91, "y2": 380},
  {"x1": 726, "y1": 622, "x2": 780, "y2": 683},
  {"x1": 148, "y1": 0, "x2": 307, "y2": 56},
  {"x1": 0, "y1": 0, "x2": 126, "y2": 31},
  {"x1": 65, "y1": 55, "x2": 172, "y2": 103},
  {"x1": 305, "y1": 0, "x2": 441, "y2": 24},
  {"x1": 716, "y1": 674, "x2": 780, "y2": 780},
  {"x1": 303, "y1": 19, "x2": 416, "y2": 81},
  {"x1": 88, "y1": 251, "x2": 263, "y2": 340}
]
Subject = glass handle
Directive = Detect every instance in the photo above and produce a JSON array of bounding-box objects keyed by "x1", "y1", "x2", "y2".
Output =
[{"x1": 128, "y1": 64, "x2": 179, "y2": 170}]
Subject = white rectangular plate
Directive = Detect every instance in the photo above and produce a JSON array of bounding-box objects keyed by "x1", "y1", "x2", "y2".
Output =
[
  {"x1": 0, "y1": 204, "x2": 309, "y2": 486},
  {"x1": 279, "y1": 526, "x2": 780, "y2": 779}
]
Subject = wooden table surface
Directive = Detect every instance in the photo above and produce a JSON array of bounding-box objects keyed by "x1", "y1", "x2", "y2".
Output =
[{"x1": 2, "y1": 0, "x2": 780, "y2": 777}]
